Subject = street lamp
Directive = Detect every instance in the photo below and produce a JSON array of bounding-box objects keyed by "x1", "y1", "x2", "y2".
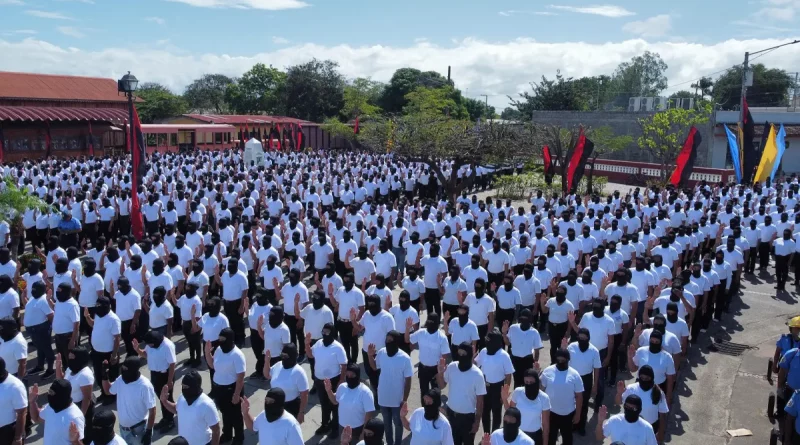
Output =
[{"x1": 118, "y1": 71, "x2": 138, "y2": 161}]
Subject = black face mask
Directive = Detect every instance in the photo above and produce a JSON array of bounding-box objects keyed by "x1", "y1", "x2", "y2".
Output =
[
  {"x1": 219, "y1": 333, "x2": 235, "y2": 353},
  {"x1": 426, "y1": 320, "x2": 438, "y2": 334},
  {"x1": 385, "y1": 340, "x2": 399, "y2": 357},
  {"x1": 368, "y1": 302, "x2": 381, "y2": 316},
  {"x1": 68, "y1": 350, "x2": 90, "y2": 375},
  {"x1": 457, "y1": 349, "x2": 472, "y2": 371},
  {"x1": 322, "y1": 331, "x2": 335, "y2": 347},
  {"x1": 264, "y1": 392, "x2": 286, "y2": 422},
  {"x1": 423, "y1": 401, "x2": 440, "y2": 421},
  {"x1": 524, "y1": 382, "x2": 539, "y2": 400},
  {"x1": 92, "y1": 414, "x2": 117, "y2": 445},
  {"x1": 624, "y1": 405, "x2": 641, "y2": 423},
  {"x1": 503, "y1": 419, "x2": 520, "y2": 443},
  {"x1": 47, "y1": 380, "x2": 73, "y2": 413},
  {"x1": 269, "y1": 313, "x2": 283, "y2": 329},
  {"x1": 95, "y1": 304, "x2": 111, "y2": 318},
  {"x1": 346, "y1": 374, "x2": 360, "y2": 389},
  {"x1": 486, "y1": 334, "x2": 502, "y2": 355},
  {"x1": 207, "y1": 303, "x2": 220, "y2": 317},
  {"x1": 649, "y1": 341, "x2": 662, "y2": 354},
  {"x1": 153, "y1": 293, "x2": 166, "y2": 307},
  {"x1": 578, "y1": 337, "x2": 590, "y2": 352},
  {"x1": 555, "y1": 360, "x2": 569, "y2": 372},
  {"x1": 120, "y1": 360, "x2": 141, "y2": 384},
  {"x1": 399, "y1": 298, "x2": 410, "y2": 311},
  {"x1": 182, "y1": 378, "x2": 203, "y2": 405},
  {"x1": 458, "y1": 311, "x2": 469, "y2": 327},
  {"x1": 312, "y1": 297, "x2": 325, "y2": 310},
  {"x1": 593, "y1": 305, "x2": 604, "y2": 318},
  {"x1": 653, "y1": 322, "x2": 666, "y2": 334},
  {"x1": 639, "y1": 378, "x2": 654, "y2": 392},
  {"x1": 667, "y1": 311, "x2": 678, "y2": 323},
  {"x1": 282, "y1": 353, "x2": 297, "y2": 369},
  {"x1": 555, "y1": 292, "x2": 566, "y2": 304}
]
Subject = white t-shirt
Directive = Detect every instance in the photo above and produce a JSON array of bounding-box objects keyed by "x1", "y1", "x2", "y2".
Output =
[
  {"x1": 253, "y1": 411, "x2": 304, "y2": 445},
  {"x1": 410, "y1": 329, "x2": 450, "y2": 367},
  {"x1": 566, "y1": 342, "x2": 602, "y2": 376},
  {"x1": 269, "y1": 364, "x2": 310, "y2": 402},
  {"x1": 23, "y1": 296, "x2": 53, "y2": 326},
  {"x1": 177, "y1": 394, "x2": 220, "y2": 445},
  {"x1": 578, "y1": 314, "x2": 616, "y2": 350},
  {"x1": 199, "y1": 314, "x2": 230, "y2": 342},
  {"x1": 335, "y1": 383, "x2": 375, "y2": 428},
  {"x1": 148, "y1": 301, "x2": 174, "y2": 329},
  {"x1": 0, "y1": 374, "x2": 27, "y2": 427},
  {"x1": 299, "y1": 305, "x2": 335, "y2": 339},
  {"x1": 540, "y1": 365, "x2": 584, "y2": 415},
  {"x1": 443, "y1": 363, "x2": 487, "y2": 414},
  {"x1": 311, "y1": 340, "x2": 347, "y2": 379},
  {"x1": 144, "y1": 339, "x2": 177, "y2": 373},
  {"x1": 53, "y1": 298, "x2": 80, "y2": 335},
  {"x1": 489, "y1": 430, "x2": 535, "y2": 445},
  {"x1": 375, "y1": 349, "x2": 413, "y2": 407},
  {"x1": 108, "y1": 376, "x2": 157, "y2": 427},
  {"x1": 448, "y1": 319, "x2": 480, "y2": 346},
  {"x1": 212, "y1": 347, "x2": 247, "y2": 385},
  {"x1": 465, "y1": 293, "x2": 496, "y2": 326},
  {"x1": 420, "y1": 256, "x2": 448, "y2": 288},
  {"x1": 633, "y1": 347, "x2": 676, "y2": 384},
  {"x1": 40, "y1": 404, "x2": 85, "y2": 445},
  {"x1": 408, "y1": 408, "x2": 454, "y2": 445},
  {"x1": 90, "y1": 313, "x2": 121, "y2": 353},
  {"x1": 359, "y1": 311, "x2": 395, "y2": 351},
  {"x1": 602, "y1": 414, "x2": 658, "y2": 445},
  {"x1": 506, "y1": 325, "x2": 543, "y2": 358},
  {"x1": 621, "y1": 383, "x2": 670, "y2": 424},
  {"x1": 263, "y1": 323, "x2": 291, "y2": 356},
  {"x1": 475, "y1": 349, "x2": 514, "y2": 384},
  {"x1": 511, "y1": 388, "x2": 551, "y2": 433},
  {"x1": 65, "y1": 367, "x2": 94, "y2": 403}
]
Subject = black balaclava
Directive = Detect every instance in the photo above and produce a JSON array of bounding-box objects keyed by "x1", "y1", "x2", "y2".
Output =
[
  {"x1": 120, "y1": 356, "x2": 142, "y2": 384},
  {"x1": 152, "y1": 286, "x2": 167, "y2": 307},
  {"x1": 638, "y1": 365, "x2": 656, "y2": 392},
  {"x1": 649, "y1": 329, "x2": 663, "y2": 354},
  {"x1": 55, "y1": 257, "x2": 69, "y2": 275},
  {"x1": 264, "y1": 387, "x2": 287, "y2": 422},
  {"x1": 322, "y1": 323, "x2": 336, "y2": 347},
  {"x1": 666, "y1": 302, "x2": 680, "y2": 324},
  {"x1": 92, "y1": 409, "x2": 118, "y2": 445},
  {"x1": 281, "y1": 342, "x2": 299, "y2": 369},
  {"x1": 311, "y1": 291, "x2": 325, "y2": 310},
  {"x1": 385, "y1": 330, "x2": 402, "y2": 357},
  {"x1": 28, "y1": 259, "x2": 41, "y2": 277},
  {"x1": 502, "y1": 407, "x2": 522, "y2": 443},
  {"x1": 363, "y1": 417, "x2": 386, "y2": 445},
  {"x1": 95, "y1": 296, "x2": 111, "y2": 318},
  {"x1": 524, "y1": 369, "x2": 540, "y2": 400},
  {"x1": 426, "y1": 312, "x2": 440, "y2": 334},
  {"x1": 458, "y1": 305, "x2": 470, "y2": 327},
  {"x1": 652, "y1": 314, "x2": 667, "y2": 334},
  {"x1": 0, "y1": 357, "x2": 6, "y2": 383},
  {"x1": 518, "y1": 309, "x2": 532, "y2": 331},
  {"x1": 207, "y1": 297, "x2": 221, "y2": 317},
  {"x1": 577, "y1": 328, "x2": 591, "y2": 352},
  {"x1": 30, "y1": 281, "x2": 46, "y2": 300},
  {"x1": 485, "y1": 328, "x2": 503, "y2": 355},
  {"x1": 456, "y1": 342, "x2": 473, "y2": 372},
  {"x1": 269, "y1": 306, "x2": 284, "y2": 329},
  {"x1": 48, "y1": 378, "x2": 73, "y2": 412},
  {"x1": 624, "y1": 394, "x2": 643, "y2": 423},
  {"x1": 144, "y1": 330, "x2": 165, "y2": 349},
  {"x1": 423, "y1": 388, "x2": 442, "y2": 421},
  {"x1": 68, "y1": 345, "x2": 90, "y2": 375},
  {"x1": 345, "y1": 363, "x2": 361, "y2": 389},
  {"x1": 219, "y1": 327, "x2": 235, "y2": 353},
  {"x1": 555, "y1": 287, "x2": 567, "y2": 304},
  {"x1": 152, "y1": 259, "x2": 165, "y2": 276},
  {"x1": 56, "y1": 283, "x2": 73, "y2": 302},
  {"x1": 554, "y1": 349, "x2": 570, "y2": 371},
  {"x1": 367, "y1": 295, "x2": 382, "y2": 316},
  {"x1": 181, "y1": 370, "x2": 203, "y2": 405},
  {"x1": 592, "y1": 300, "x2": 605, "y2": 318},
  {"x1": 398, "y1": 291, "x2": 411, "y2": 311}
]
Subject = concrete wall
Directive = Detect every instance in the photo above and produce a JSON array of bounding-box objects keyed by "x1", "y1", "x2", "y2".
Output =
[{"x1": 531, "y1": 110, "x2": 714, "y2": 167}]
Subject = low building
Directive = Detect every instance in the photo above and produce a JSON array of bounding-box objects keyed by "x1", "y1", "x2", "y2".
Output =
[{"x1": 0, "y1": 71, "x2": 130, "y2": 161}]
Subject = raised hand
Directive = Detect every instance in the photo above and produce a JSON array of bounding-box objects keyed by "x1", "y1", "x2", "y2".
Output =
[
  {"x1": 324, "y1": 378, "x2": 332, "y2": 392},
  {"x1": 68, "y1": 422, "x2": 81, "y2": 443},
  {"x1": 368, "y1": 343, "x2": 376, "y2": 357},
  {"x1": 341, "y1": 426, "x2": 352, "y2": 445},
  {"x1": 160, "y1": 385, "x2": 169, "y2": 401},
  {"x1": 616, "y1": 380, "x2": 625, "y2": 395},
  {"x1": 29, "y1": 383, "x2": 38, "y2": 400},
  {"x1": 501, "y1": 320, "x2": 510, "y2": 335},
  {"x1": 437, "y1": 356, "x2": 446, "y2": 374},
  {"x1": 132, "y1": 338, "x2": 140, "y2": 351},
  {"x1": 560, "y1": 337, "x2": 568, "y2": 350},
  {"x1": 634, "y1": 323, "x2": 643, "y2": 339},
  {"x1": 349, "y1": 307, "x2": 358, "y2": 321},
  {"x1": 405, "y1": 317, "x2": 413, "y2": 332},
  {"x1": 265, "y1": 349, "x2": 271, "y2": 364},
  {"x1": 241, "y1": 395, "x2": 250, "y2": 411},
  {"x1": 598, "y1": 405, "x2": 608, "y2": 423},
  {"x1": 481, "y1": 433, "x2": 491, "y2": 445},
  {"x1": 328, "y1": 282, "x2": 334, "y2": 296}
]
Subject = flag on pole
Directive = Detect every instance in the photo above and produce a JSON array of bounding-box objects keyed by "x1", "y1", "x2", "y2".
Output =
[
  {"x1": 754, "y1": 124, "x2": 778, "y2": 183},
  {"x1": 296, "y1": 123, "x2": 304, "y2": 151},
  {"x1": 268, "y1": 126, "x2": 274, "y2": 151},
  {"x1": 129, "y1": 105, "x2": 146, "y2": 241},
  {"x1": 45, "y1": 122, "x2": 52, "y2": 158},
  {"x1": 724, "y1": 125, "x2": 742, "y2": 183},
  {"x1": 0, "y1": 126, "x2": 5, "y2": 164},
  {"x1": 87, "y1": 122, "x2": 94, "y2": 157},
  {"x1": 741, "y1": 98, "x2": 757, "y2": 183},
  {"x1": 354, "y1": 117, "x2": 360, "y2": 134},
  {"x1": 566, "y1": 128, "x2": 595, "y2": 194},
  {"x1": 771, "y1": 124, "x2": 787, "y2": 181},
  {"x1": 669, "y1": 126, "x2": 702, "y2": 187},
  {"x1": 276, "y1": 124, "x2": 283, "y2": 150},
  {"x1": 542, "y1": 145, "x2": 553, "y2": 184}
]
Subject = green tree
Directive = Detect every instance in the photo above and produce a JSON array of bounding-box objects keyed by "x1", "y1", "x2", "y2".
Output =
[
  {"x1": 135, "y1": 83, "x2": 188, "y2": 123},
  {"x1": 463, "y1": 97, "x2": 497, "y2": 120},
  {"x1": 586, "y1": 126, "x2": 633, "y2": 193},
  {"x1": 283, "y1": 59, "x2": 345, "y2": 122},
  {"x1": 321, "y1": 117, "x2": 358, "y2": 150},
  {"x1": 500, "y1": 107, "x2": 523, "y2": 121},
  {"x1": 690, "y1": 76, "x2": 714, "y2": 99},
  {"x1": 341, "y1": 77, "x2": 383, "y2": 120},
  {"x1": 403, "y1": 86, "x2": 468, "y2": 119},
  {"x1": 612, "y1": 51, "x2": 669, "y2": 97},
  {"x1": 508, "y1": 71, "x2": 595, "y2": 114},
  {"x1": 669, "y1": 90, "x2": 695, "y2": 99},
  {"x1": 225, "y1": 63, "x2": 286, "y2": 115},
  {"x1": 713, "y1": 63, "x2": 794, "y2": 108},
  {"x1": 0, "y1": 177, "x2": 51, "y2": 261},
  {"x1": 379, "y1": 68, "x2": 450, "y2": 113},
  {"x1": 183, "y1": 74, "x2": 234, "y2": 113},
  {"x1": 637, "y1": 103, "x2": 712, "y2": 181},
  {"x1": 359, "y1": 115, "x2": 539, "y2": 201}
]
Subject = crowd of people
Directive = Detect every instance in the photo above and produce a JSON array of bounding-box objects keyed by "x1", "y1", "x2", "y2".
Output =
[{"x1": 0, "y1": 148, "x2": 783, "y2": 445}]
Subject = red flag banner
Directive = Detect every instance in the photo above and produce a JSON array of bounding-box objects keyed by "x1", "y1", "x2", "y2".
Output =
[
  {"x1": 669, "y1": 126, "x2": 702, "y2": 187},
  {"x1": 268, "y1": 127, "x2": 274, "y2": 151},
  {"x1": 88, "y1": 122, "x2": 94, "y2": 157},
  {"x1": 296, "y1": 123, "x2": 303, "y2": 151},
  {"x1": 0, "y1": 126, "x2": 5, "y2": 164},
  {"x1": 354, "y1": 117, "x2": 360, "y2": 134},
  {"x1": 543, "y1": 145, "x2": 553, "y2": 185},
  {"x1": 45, "y1": 122, "x2": 52, "y2": 158},
  {"x1": 130, "y1": 106, "x2": 146, "y2": 240},
  {"x1": 277, "y1": 124, "x2": 283, "y2": 150},
  {"x1": 566, "y1": 128, "x2": 595, "y2": 194}
]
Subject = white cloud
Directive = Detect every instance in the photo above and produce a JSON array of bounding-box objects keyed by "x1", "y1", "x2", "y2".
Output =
[
  {"x1": 730, "y1": 20, "x2": 794, "y2": 33},
  {"x1": 145, "y1": 17, "x2": 166, "y2": 25},
  {"x1": 56, "y1": 26, "x2": 85, "y2": 38},
  {"x1": 755, "y1": 0, "x2": 800, "y2": 21},
  {"x1": 272, "y1": 36, "x2": 290, "y2": 44},
  {"x1": 548, "y1": 4, "x2": 635, "y2": 17},
  {"x1": 622, "y1": 15, "x2": 672, "y2": 38},
  {"x1": 25, "y1": 10, "x2": 72, "y2": 19},
  {"x1": 55, "y1": 0, "x2": 95, "y2": 3},
  {"x1": 165, "y1": 0, "x2": 308, "y2": 10},
  {"x1": 0, "y1": 0, "x2": 25, "y2": 5},
  {"x1": 499, "y1": 10, "x2": 558, "y2": 17},
  {"x1": 2, "y1": 37, "x2": 800, "y2": 110},
  {"x1": 1, "y1": 30, "x2": 37, "y2": 36}
]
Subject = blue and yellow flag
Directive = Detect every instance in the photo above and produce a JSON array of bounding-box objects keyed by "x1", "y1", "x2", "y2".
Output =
[
  {"x1": 770, "y1": 124, "x2": 787, "y2": 181},
  {"x1": 754, "y1": 124, "x2": 778, "y2": 183},
  {"x1": 724, "y1": 125, "x2": 742, "y2": 183}
]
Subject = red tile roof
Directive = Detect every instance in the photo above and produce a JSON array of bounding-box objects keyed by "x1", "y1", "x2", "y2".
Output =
[
  {"x1": 183, "y1": 114, "x2": 317, "y2": 125},
  {"x1": 0, "y1": 105, "x2": 128, "y2": 123},
  {"x1": 0, "y1": 71, "x2": 128, "y2": 103}
]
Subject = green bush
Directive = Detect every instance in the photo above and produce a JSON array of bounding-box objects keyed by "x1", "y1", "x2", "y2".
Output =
[{"x1": 493, "y1": 172, "x2": 609, "y2": 200}]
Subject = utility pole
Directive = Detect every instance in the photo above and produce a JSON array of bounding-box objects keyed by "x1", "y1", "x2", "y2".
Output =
[
  {"x1": 794, "y1": 72, "x2": 799, "y2": 112},
  {"x1": 480, "y1": 94, "x2": 489, "y2": 120},
  {"x1": 447, "y1": 66, "x2": 451, "y2": 82},
  {"x1": 739, "y1": 52, "x2": 749, "y2": 122}
]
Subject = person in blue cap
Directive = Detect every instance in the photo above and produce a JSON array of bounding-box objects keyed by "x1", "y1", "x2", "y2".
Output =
[{"x1": 779, "y1": 316, "x2": 800, "y2": 419}]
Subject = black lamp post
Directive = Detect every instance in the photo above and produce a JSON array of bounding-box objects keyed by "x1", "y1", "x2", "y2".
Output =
[{"x1": 117, "y1": 72, "x2": 139, "y2": 157}]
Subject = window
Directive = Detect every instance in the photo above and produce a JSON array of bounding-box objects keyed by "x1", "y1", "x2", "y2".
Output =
[
  {"x1": 215, "y1": 132, "x2": 223, "y2": 144},
  {"x1": 170, "y1": 133, "x2": 178, "y2": 146}
]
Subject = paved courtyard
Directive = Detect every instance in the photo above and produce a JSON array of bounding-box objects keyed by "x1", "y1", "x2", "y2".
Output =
[{"x1": 22, "y1": 182, "x2": 791, "y2": 445}]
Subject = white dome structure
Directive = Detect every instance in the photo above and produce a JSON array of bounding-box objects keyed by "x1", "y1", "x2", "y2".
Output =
[{"x1": 243, "y1": 137, "x2": 264, "y2": 168}]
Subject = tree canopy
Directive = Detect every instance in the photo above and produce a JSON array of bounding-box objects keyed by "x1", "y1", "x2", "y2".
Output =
[
  {"x1": 182, "y1": 74, "x2": 234, "y2": 114},
  {"x1": 283, "y1": 59, "x2": 346, "y2": 122},
  {"x1": 224, "y1": 63, "x2": 285, "y2": 115},
  {"x1": 136, "y1": 83, "x2": 187, "y2": 124},
  {"x1": 637, "y1": 103, "x2": 712, "y2": 180},
  {"x1": 713, "y1": 63, "x2": 794, "y2": 108}
]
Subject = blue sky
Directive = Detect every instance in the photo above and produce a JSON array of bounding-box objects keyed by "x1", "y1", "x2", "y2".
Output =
[{"x1": 1, "y1": 0, "x2": 800, "y2": 109}]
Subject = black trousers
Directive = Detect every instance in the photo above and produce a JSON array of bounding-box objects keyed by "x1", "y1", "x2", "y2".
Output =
[
  {"x1": 151, "y1": 370, "x2": 175, "y2": 422},
  {"x1": 55, "y1": 333, "x2": 73, "y2": 372},
  {"x1": 608, "y1": 334, "x2": 624, "y2": 383},
  {"x1": 362, "y1": 348, "x2": 380, "y2": 391},
  {"x1": 424, "y1": 288, "x2": 442, "y2": 316},
  {"x1": 777, "y1": 255, "x2": 791, "y2": 289},
  {"x1": 120, "y1": 319, "x2": 137, "y2": 357},
  {"x1": 81, "y1": 401, "x2": 95, "y2": 445},
  {"x1": 548, "y1": 321, "x2": 568, "y2": 362},
  {"x1": 442, "y1": 302, "x2": 459, "y2": 321},
  {"x1": 314, "y1": 375, "x2": 340, "y2": 428},
  {"x1": 746, "y1": 247, "x2": 757, "y2": 273},
  {"x1": 251, "y1": 328, "x2": 265, "y2": 375},
  {"x1": 80, "y1": 306, "x2": 95, "y2": 338},
  {"x1": 482, "y1": 381, "x2": 504, "y2": 434},
  {"x1": 285, "y1": 398, "x2": 301, "y2": 418},
  {"x1": 578, "y1": 372, "x2": 593, "y2": 431},
  {"x1": 0, "y1": 422, "x2": 16, "y2": 444},
  {"x1": 91, "y1": 350, "x2": 118, "y2": 390},
  {"x1": 26, "y1": 227, "x2": 39, "y2": 252},
  {"x1": 511, "y1": 354, "x2": 534, "y2": 388},
  {"x1": 119, "y1": 215, "x2": 130, "y2": 237},
  {"x1": 548, "y1": 411, "x2": 574, "y2": 445},
  {"x1": 446, "y1": 408, "x2": 476, "y2": 445},
  {"x1": 285, "y1": 315, "x2": 305, "y2": 356},
  {"x1": 523, "y1": 430, "x2": 543, "y2": 445},
  {"x1": 487, "y1": 272, "x2": 504, "y2": 289},
  {"x1": 336, "y1": 319, "x2": 359, "y2": 364},
  {"x1": 496, "y1": 308, "x2": 515, "y2": 333},
  {"x1": 213, "y1": 383, "x2": 244, "y2": 440},
  {"x1": 713, "y1": 279, "x2": 728, "y2": 321},
  {"x1": 223, "y1": 298, "x2": 245, "y2": 346},
  {"x1": 759, "y1": 241, "x2": 771, "y2": 269},
  {"x1": 308, "y1": 338, "x2": 319, "y2": 381},
  {"x1": 418, "y1": 364, "x2": 439, "y2": 404},
  {"x1": 690, "y1": 294, "x2": 705, "y2": 343},
  {"x1": 182, "y1": 321, "x2": 202, "y2": 362},
  {"x1": 477, "y1": 324, "x2": 489, "y2": 351}
]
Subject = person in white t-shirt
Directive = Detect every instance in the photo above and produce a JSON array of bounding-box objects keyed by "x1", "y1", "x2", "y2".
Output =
[
  {"x1": 323, "y1": 363, "x2": 375, "y2": 441},
  {"x1": 0, "y1": 356, "x2": 27, "y2": 445},
  {"x1": 28, "y1": 378, "x2": 85, "y2": 445},
  {"x1": 159, "y1": 370, "x2": 221, "y2": 445},
  {"x1": 241, "y1": 387, "x2": 304, "y2": 445},
  {"x1": 399, "y1": 387, "x2": 453, "y2": 445},
  {"x1": 596, "y1": 394, "x2": 657, "y2": 445},
  {"x1": 366, "y1": 330, "x2": 413, "y2": 445},
  {"x1": 483, "y1": 406, "x2": 535, "y2": 445}
]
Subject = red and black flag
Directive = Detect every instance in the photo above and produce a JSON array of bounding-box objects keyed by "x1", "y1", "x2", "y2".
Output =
[
  {"x1": 669, "y1": 126, "x2": 702, "y2": 187},
  {"x1": 566, "y1": 128, "x2": 595, "y2": 194},
  {"x1": 87, "y1": 122, "x2": 94, "y2": 157},
  {"x1": 354, "y1": 116, "x2": 360, "y2": 134},
  {"x1": 741, "y1": 98, "x2": 757, "y2": 183},
  {"x1": 129, "y1": 105, "x2": 146, "y2": 240},
  {"x1": 542, "y1": 145, "x2": 553, "y2": 184},
  {"x1": 45, "y1": 122, "x2": 52, "y2": 158},
  {"x1": 296, "y1": 123, "x2": 303, "y2": 151},
  {"x1": 276, "y1": 124, "x2": 283, "y2": 150},
  {"x1": 0, "y1": 126, "x2": 5, "y2": 164}
]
